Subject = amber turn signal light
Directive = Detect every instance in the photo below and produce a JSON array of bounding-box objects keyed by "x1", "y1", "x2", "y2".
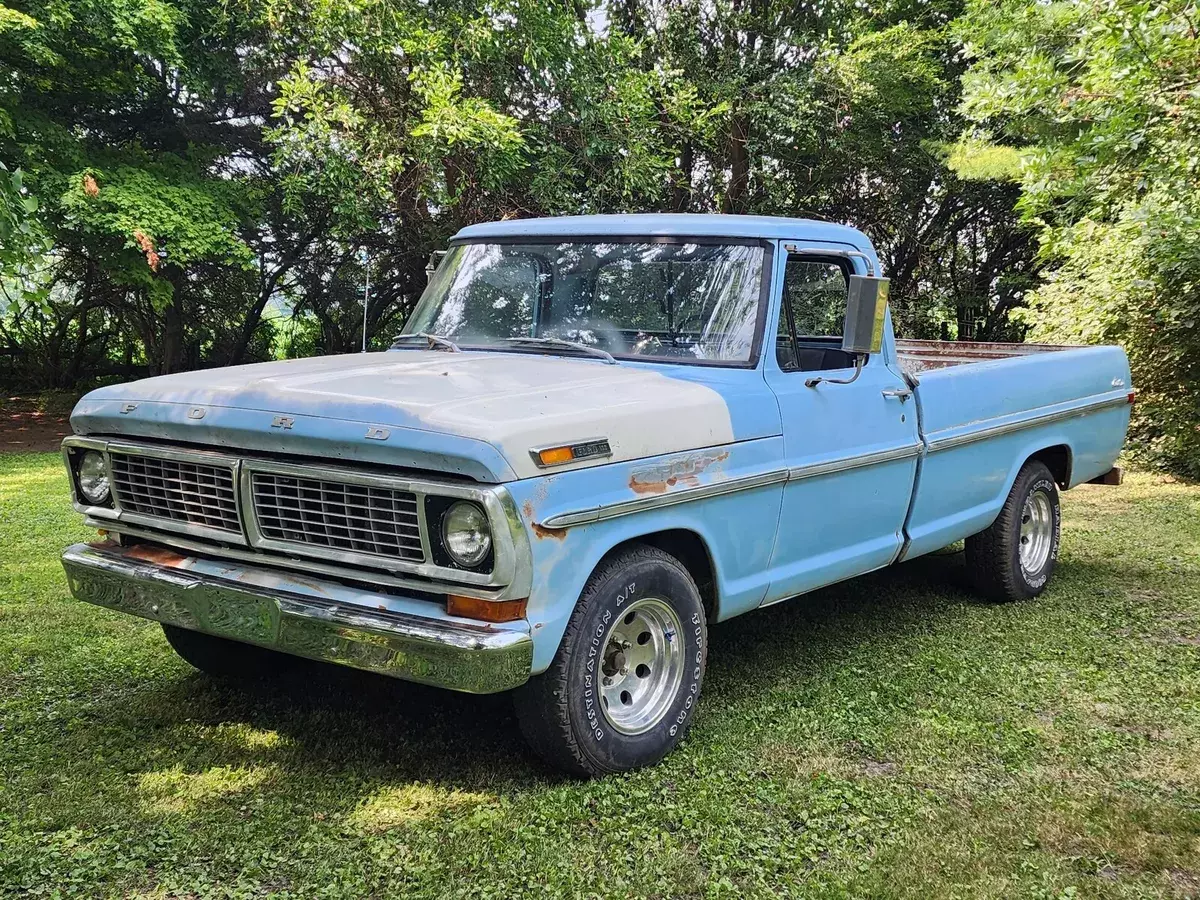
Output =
[
  {"x1": 447, "y1": 594, "x2": 528, "y2": 623},
  {"x1": 530, "y1": 438, "x2": 612, "y2": 468},
  {"x1": 536, "y1": 446, "x2": 575, "y2": 466}
]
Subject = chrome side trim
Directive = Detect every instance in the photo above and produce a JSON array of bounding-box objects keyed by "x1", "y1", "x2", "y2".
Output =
[
  {"x1": 787, "y1": 442, "x2": 922, "y2": 482},
  {"x1": 924, "y1": 391, "x2": 1131, "y2": 453},
  {"x1": 537, "y1": 443, "x2": 921, "y2": 531},
  {"x1": 533, "y1": 392, "x2": 1128, "y2": 532},
  {"x1": 61, "y1": 542, "x2": 533, "y2": 694},
  {"x1": 540, "y1": 468, "x2": 788, "y2": 529}
]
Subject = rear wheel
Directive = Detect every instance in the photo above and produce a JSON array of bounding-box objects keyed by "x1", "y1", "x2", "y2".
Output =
[
  {"x1": 965, "y1": 459, "x2": 1061, "y2": 602},
  {"x1": 161, "y1": 624, "x2": 291, "y2": 679},
  {"x1": 514, "y1": 545, "x2": 707, "y2": 776}
]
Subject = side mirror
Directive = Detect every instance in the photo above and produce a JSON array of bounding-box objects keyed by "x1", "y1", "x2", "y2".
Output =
[{"x1": 841, "y1": 275, "x2": 890, "y2": 355}]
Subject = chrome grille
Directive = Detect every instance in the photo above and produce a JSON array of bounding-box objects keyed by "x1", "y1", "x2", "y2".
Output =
[
  {"x1": 251, "y1": 472, "x2": 425, "y2": 562},
  {"x1": 110, "y1": 452, "x2": 240, "y2": 533}
]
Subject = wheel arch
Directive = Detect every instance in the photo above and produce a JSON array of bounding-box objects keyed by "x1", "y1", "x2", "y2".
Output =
[
  {"x1": 1028, "y1": 443, "x2": 1072, "y2": 488},
  {"x1": 592, "y1": 528, "x2": 718, "y2": 622},
  {"x1": 994, "y1": 440, "x2": 1074, "y2": 510}
]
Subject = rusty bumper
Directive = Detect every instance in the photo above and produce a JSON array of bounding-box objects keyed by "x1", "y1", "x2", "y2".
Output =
[{"x1": 61, "y1": 542, "x2": 533, "y2": 693}]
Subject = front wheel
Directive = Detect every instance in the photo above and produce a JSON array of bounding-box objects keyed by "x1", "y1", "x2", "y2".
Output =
[
  {"x1": 514, "y1": 545, "x2": 707, "y2": 776},
  {"x1": 161, "y1": 624, "x2": 293, "y2": 679},
  {"x1": 965, "y1": 459, "x2": 1061, "y2": 602}
]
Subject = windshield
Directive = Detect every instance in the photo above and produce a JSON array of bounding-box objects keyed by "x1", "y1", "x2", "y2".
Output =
[{"x1": 400, "y1": 240, "x2": 767, "y2": 365}]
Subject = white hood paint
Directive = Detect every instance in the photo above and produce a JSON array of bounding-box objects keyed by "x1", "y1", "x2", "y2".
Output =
[{"x1": 91, "y1": 351, "x2": 738, "y2": 479}]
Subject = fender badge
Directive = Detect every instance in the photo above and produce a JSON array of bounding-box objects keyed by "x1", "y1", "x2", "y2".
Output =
[
  {"x1": 530, "y1": 438, "x2": 612, "y2": 468},
  {"x1": 119, "y1": 403, "x2": 138, "y2": 414},
  {"x1": 365, "y1": 427, "x2": 390, "y2": 441},
  {"x1": 1111, "y1": 377, "x2": 1126, "y2": 388},
  {"x1": 271, "y1": 415, "x2": 295, "y2": 430},
  {"x1": 187, "y1": 407, "x2": 206, "y2": 420}
]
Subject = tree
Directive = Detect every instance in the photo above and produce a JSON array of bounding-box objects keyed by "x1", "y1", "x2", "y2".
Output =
[
  {"x1": 1, "y1": 0, "x2": 1046, "y2": 406},
  {"x1": 0, "y1": 0, "x2": 323, "y2": 380},
  {"x1": 954, "y1": 0, "x2": 1200, "y2": 476}
]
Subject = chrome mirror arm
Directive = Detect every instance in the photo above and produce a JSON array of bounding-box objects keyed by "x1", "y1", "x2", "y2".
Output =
[{"x1": 805, "y1": 354, "x2": 865, "y2": 389}]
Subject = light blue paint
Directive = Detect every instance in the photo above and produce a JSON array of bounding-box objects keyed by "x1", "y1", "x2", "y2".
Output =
[
  {"x1": 454, "y1": 213, "x2": 873, "y2": 247},
  {"x1": 899, "y1": 345, "x2": 1132, "y2": 560},
  {"x1": 68, "y1": 215, "x2": 1133, "y2": 686},
  {"x1": 509, "y1": 437, "x2": 785, "y2": 672},
  {"x1": 758, "y1": 235, "x2": 918, "y2": 601}
]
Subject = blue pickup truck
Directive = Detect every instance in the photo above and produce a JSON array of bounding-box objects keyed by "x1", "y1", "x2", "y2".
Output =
[{"x1": 59, "y1": 214, "x2": 1133, "y2": 775}]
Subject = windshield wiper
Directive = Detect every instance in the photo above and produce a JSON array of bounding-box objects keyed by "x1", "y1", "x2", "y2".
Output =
[
  {"x1": 494, "y1": 337, "x2": 617, "y2": 365},
  {"x1": 390, "y1": 332, "x2": 461, "y2": 353}
]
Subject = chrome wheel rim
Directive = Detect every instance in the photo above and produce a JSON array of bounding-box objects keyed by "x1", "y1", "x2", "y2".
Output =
[
  {"x1": 598, "y1": 597, "x2": 685, "y2": 735},
  {"x1": 1019, "y1": 488, "x2": 1054, "y2": 575}
]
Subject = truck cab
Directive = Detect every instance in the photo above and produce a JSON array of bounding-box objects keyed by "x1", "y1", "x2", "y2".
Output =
[{"x1": 59, "y1": 214, "x2": 1133, "y2": 775}]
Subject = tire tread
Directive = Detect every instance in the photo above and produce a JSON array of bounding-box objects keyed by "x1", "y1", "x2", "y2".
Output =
[
  {"x1": 161, "y1": 624, "x2": 290, "y2": 679},
  {"x1": 513, "y1": 544, "x2": 699, "y2": 777},
  {"x1": 965, "y1": 460, "x2": 1056, "y2": 603}
]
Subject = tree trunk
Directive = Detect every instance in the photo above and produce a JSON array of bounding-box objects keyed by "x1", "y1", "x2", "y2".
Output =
[
  {"x1": 161, "y1": 276, "x2": 186, "y2": 374},
  {"x1": 720, "y1": 113, "x2": 750, "y2": 214},
  {"x1": 956, "y1": 302, "x2": 977, "y2": 341}
]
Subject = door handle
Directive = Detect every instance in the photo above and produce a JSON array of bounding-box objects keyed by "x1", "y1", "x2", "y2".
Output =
[{"x1": 882, "y1": 388, "x2": 912, "y2": 402}]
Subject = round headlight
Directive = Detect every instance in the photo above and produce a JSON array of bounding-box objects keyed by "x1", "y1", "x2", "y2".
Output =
[
  {"x1": 441, "y1": 501, "x2": 492, "y2": 567},
  {"x1": 77, "y1": 451, "x2": 110, "y2": 504}
]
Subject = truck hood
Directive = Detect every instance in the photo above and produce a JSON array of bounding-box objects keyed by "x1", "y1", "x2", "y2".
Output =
[{"x1": 71, "y1": 350, "x2": 748, "y2": 481}]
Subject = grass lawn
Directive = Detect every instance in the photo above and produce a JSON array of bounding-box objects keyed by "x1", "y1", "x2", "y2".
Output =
[{"x1": 1, "y1": 452, "x2": 1198, "y2": 899}]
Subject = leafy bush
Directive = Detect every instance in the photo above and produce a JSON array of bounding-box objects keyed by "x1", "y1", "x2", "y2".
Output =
[{"x1": 956, "y1": 0, "x2": 1200, "y2": 476}]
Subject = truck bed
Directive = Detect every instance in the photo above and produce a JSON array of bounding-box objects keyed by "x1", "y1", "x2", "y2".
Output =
[
  {"x1": 896, "y1": 339, "x2": 1073, "y2": 376},
  {"x1": 898, "y1": 339, "x2": 1132, "y2": 561}
]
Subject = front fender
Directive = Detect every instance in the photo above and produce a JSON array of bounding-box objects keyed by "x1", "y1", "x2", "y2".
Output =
[{"x1": 506, "y1": 438, "x2": 785, "y2": 673}]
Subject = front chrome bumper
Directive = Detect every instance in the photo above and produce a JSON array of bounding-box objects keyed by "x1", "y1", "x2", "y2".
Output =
[{"x1": 61, "y1": 542, "x2": 533, "y2": 694}]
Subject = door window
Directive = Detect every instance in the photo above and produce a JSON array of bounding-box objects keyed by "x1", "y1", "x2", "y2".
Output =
[{"x1": 776, "y1": 257, "x2": 855, "y2": 373}]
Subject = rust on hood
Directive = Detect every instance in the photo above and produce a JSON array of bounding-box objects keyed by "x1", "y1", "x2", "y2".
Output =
[{"x1": 629, "y1": 449, "x2": 730, "y2": 495}]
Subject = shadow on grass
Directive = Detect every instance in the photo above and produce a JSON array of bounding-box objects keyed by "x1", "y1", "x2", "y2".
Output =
[
  {"x1": 15, "y1": 546, "x2": 1019, "y2": 837},
  {"x1": 77, "y1": 551, "x2": 975, "y2": 760}
]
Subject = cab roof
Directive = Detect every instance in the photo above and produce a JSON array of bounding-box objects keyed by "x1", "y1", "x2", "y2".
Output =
[{"x1": 453, "y1": 213, "x2": 871, "y2": 249}]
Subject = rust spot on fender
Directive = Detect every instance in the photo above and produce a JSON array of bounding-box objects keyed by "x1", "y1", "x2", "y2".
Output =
[
  {"x1": 531, "y1": 522, "x2": 567, "y2": 541},
  {"x1": 523, "y1": 494, "x2": 566, "y2": 539},
  {"x1": 629, "y1": 450, "x2": 730, "y2": 496}
]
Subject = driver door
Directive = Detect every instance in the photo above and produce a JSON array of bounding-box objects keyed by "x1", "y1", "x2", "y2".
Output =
[{"x1": 762, "y1": 246, "x2": 920, "y2": 605}]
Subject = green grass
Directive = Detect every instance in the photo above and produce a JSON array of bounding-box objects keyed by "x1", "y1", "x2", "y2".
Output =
[{"x1": 1, "y1": 453, "x2": 1199, "y2": 899}]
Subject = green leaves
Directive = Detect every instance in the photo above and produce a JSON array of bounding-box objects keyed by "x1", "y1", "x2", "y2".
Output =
[
  {"x1": 958, "y1": 0, "x2": 1200, "y2": 476},
  {"x1": 60, "y1": 161, "x2": 254, "y2": 271},
  {"x1": 0, "y1": 162, "x2": 50, "y2": 304}
]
